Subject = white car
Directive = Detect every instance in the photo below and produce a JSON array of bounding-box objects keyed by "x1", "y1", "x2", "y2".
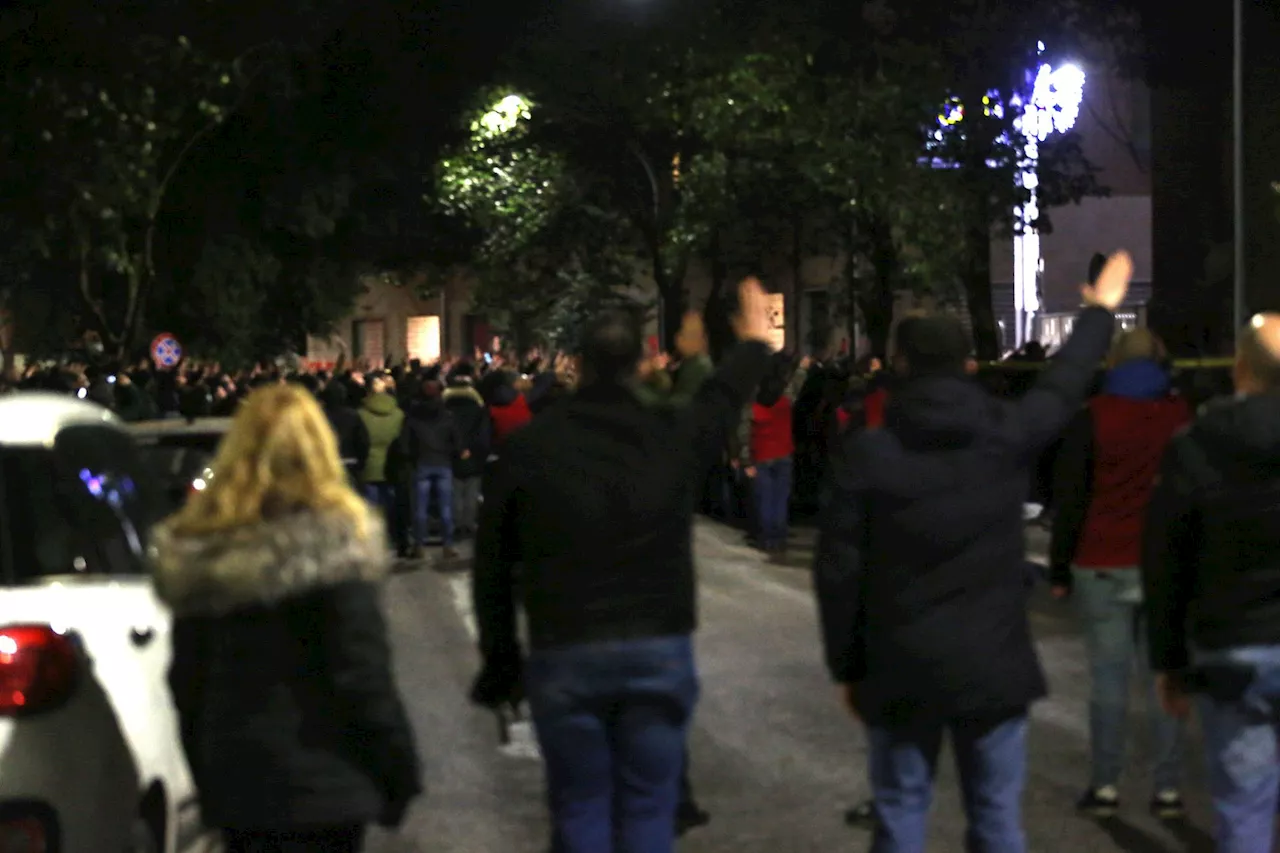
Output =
[{"x1": 0, "y1": 393, "x2": 207, "y2": 852}]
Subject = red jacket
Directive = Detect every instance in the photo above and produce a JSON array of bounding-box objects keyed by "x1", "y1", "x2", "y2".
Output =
[
  {"x1": 489, "y1": 394, "x2": 532, "y2": 448},
  {"x1": 750, "y1": 397, "x2": 794, "y2": 463},
  {"x1": 1073, "y1": 394, "x2": 1191, "y2": 567},
  {"x1": 864, "y1": 387, "x2": 888, "y2": 428}
]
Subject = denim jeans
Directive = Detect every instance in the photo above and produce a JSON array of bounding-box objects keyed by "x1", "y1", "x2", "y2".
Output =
[
  {"x1": 453, "y1": 475, "x2": 481, "y2": 533},
  {"x1": 1193, "y1": 644, "x2": 1280, "y2": 853},
  {"x1": 363, "y1": 482, "x2": 397, "y2": 546},
  {"x1": 1072, "y1": 567, "x2": 1183, "y2": 791},
  {"x1": 525, "y1": 635, "x2": 699, "y2": 853},
  {"x1": 868, "y1": 712, "x2": 1028, "y2": 853},
  {"x1": 752, "y1": 457, "x2": 792, "y2": 548},
  {"x1": 413, "y1": 465, "x2": 453, "y2": 547}
]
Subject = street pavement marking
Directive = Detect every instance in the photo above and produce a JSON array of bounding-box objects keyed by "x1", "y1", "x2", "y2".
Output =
[
  {"x1": 447, "y1": 574, "x2": 478, "y2": 641},
  {"x1": 446, "y1": 574, "x2": 542, "y2": 762}
]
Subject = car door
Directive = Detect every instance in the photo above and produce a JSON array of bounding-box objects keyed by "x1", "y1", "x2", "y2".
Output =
[{"x1": 0, "y1": 424, "x2": 195, "y2": 824}]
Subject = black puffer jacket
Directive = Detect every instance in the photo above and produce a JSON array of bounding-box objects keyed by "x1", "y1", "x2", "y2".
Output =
[
  {"x1": 151, "y1": 508, "x2": 422, "y2": 831},
  {"x1": 321, "y1": 382, "x2": 371, "y2": 481},
  {"x1": 814, "y1": 307, "x2": 1115, "y2": 724},
  {"x1": 404, "y1": 397, "x2": 460, "y2": 469},
  {"x1": 443, "y1": 384, "x2": 491, "y2": 478},
  {"x1": 1144, "y1": 392, "x2": 1280, "y2": 671}
]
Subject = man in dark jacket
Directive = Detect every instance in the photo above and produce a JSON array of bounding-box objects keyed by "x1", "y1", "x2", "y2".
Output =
[
  {"x1": 443, "y1": 365, "x2": 491, "y2": 538},
  {"x1": 470, "y1": 277, "x2": 773, "y2": 853},
  {"x1": 403, "y1": 379, "x2": 462, "y2": 560},
  {"x1": 814, "y1": 251, "x2": 1133, "y2": 851},
  {"x1": 322, "y1": 381, "x2": 372, "y2": 486},
  {"x1": 1142, "y1": 312, "x2": 1280, "y2": 851}
]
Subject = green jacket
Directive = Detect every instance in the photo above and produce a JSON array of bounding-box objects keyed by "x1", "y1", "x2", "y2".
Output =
[
  {"x1": 358, "y1": 392, "x2": 405, "y2": 483},
  {"x1": 634, "y1": 353, "x2": 714, "y2": 408},
  {"x1": 734, "y1": 365, "x2": 808, "y2": 465}
]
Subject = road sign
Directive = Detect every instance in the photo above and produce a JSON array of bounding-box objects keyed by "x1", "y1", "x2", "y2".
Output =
[{"x1": 150, "y1": 333, "x2": 183, "y2": 368}]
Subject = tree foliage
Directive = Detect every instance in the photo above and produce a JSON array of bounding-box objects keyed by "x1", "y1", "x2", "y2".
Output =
[{"x1": 435, "y1": 91, "x2": 648, "y2": 349}]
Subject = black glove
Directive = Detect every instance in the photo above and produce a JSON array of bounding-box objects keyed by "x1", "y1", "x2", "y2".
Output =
[
  {"x1": 378, "y1": 797, "x2": 412, "y2": 829},
  {"x1": 469, "y1": 653, "x2": 524, "y2": 709}
]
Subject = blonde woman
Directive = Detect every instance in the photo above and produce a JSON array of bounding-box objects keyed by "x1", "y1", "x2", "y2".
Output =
[{"x1": 151, "y1": 384, "x2": 423, "y2": 853}]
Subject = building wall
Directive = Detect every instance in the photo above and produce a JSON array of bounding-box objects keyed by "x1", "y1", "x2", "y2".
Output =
[{"x1": 305, "y1": 272, "x2": 472, "y2": 370}]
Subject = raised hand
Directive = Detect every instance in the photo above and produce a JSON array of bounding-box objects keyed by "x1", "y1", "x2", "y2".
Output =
[
  {"x1": 732, "y1": 277, "x2": 773, "y2": 347},
  {"x1": 1080, "y1": 250, "x2": 1133, "y2": 312}
]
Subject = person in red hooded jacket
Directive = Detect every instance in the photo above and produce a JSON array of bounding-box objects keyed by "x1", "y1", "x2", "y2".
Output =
[
  {"x1": 1050, "y1": 327, "x2": 1191, "y2": 821},
  {"x1": 487, "y1": 372, "x2": 534, "y2": 451},
  {"x1": 736, "y1": 354, "x2": 810, "y2": 553}
]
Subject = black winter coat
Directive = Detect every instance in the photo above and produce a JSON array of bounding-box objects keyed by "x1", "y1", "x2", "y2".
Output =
[
  {"x1": 472, "y1": 341, "x2": 772, "y2": 697},
  {"x1": 151, "y1": 508, "x2": 422, "y2": 831},
  {"x1": 814, "y1": 307, "x2": 1115, "y2": 725},
  {"x1": 1143, "y1": 392, "x2": 1280, "y2": 671},
  {"x1": 404, "y1": 399, "x2": 461, "y2": 469},
  {"x1": 443, "y1": 385, "x2": 491, "y2": 478}
]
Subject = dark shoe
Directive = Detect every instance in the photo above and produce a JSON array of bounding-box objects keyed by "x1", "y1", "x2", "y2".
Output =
[
  {"x1": 1076, "y1": 785, "x2": 1120, "y2": 819},
  {"x1": 1149, "y1": 789, "x2": 1185, "y2": 821},
  {"x1": 675, "y1": 802, "x2": 710, "y2": 836},
  {"x1": 844, "y1": 799, "x2": 877, "y2": 828},
  {"x1": 442, "y1": 547, "x2": 460, "y2": 560}
]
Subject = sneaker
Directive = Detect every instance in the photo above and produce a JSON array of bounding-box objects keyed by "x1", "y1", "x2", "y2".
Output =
[
  {"x1": 675, "y1": 802, "x2": 710, "y2": 836},
  {"x1": 1076, "y1": 785, "x2": 1120, "y2": 818},
  {"x1": 844, "y1": 799, "x2": 877, "y2": 828},
  {"x1": 1149, "y1": 789, "x2": 1185, "y2": 821}
]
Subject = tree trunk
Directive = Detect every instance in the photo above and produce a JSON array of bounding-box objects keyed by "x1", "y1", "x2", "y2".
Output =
[
  {"x1": 653, "y1": 243, "x2": 688, "y2": 353},
  {"x1": 842, "y1": 223, "x2": 860, "y2": 353},
  {"x1": 790, "y1": 215, "x2": 804, "y2": 353},
  {"x1": 860, "y1": 214, "x2": 897, "y2": 359},
  {"x1": 961, "y1": 216, "x2": 1000, "y2": 360}
]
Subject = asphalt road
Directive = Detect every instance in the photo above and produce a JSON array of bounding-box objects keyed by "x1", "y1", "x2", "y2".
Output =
[{"x1": 360, "y1": 519, "x2": 1239, "y2": 853}]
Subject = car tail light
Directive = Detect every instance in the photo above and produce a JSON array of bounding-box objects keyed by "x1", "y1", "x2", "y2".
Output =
[{"x1": 0, "y1": 625, "x2": 78, "y2": 717}]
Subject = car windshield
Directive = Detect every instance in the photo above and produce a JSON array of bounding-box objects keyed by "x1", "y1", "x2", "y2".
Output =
[
  {"x1": 0, "y1": 425, "x2": 162, "y2": 583},
  {"x1": 133, "y1": 432, "x2": 224, "y2": 513}
]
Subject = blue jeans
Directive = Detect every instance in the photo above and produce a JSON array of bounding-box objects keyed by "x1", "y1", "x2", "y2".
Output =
[
  {"x1": 413, "y1": 465, "x2": 453, "y2": 547},
  {"x1": 525, "y1": 635, "x2": 699, "y2": 853},
  {"x1": 363, "y1": 482, "x2": 396, "y2": 544},
  {"x1": 752, "y1": 457, "x2": 792, "y2": 548},
  {"x1": 868, "y1": 713, "x2": 1028, "y2": 853},
  {"x1": 1194, "y1": 644, "x2": 1280, "y2": 853},
  {"x1": 1072, "y1": 567, "x2": 1183, "y2": 791}
]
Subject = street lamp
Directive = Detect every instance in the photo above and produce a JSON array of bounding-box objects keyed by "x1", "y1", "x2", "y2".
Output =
[{"x1": 1233, "y1": 0, "x2": 1245, "y2": 336}]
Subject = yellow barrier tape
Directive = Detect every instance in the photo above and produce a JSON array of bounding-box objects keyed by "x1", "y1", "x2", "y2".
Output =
[{"x1": 978, "y1": 358, "x2": 1234, "y2": 371}]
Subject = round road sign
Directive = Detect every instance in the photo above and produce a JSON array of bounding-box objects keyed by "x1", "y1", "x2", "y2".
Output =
[{"x1": 150, "y1": 333, "x2": 183, "y2": 368}]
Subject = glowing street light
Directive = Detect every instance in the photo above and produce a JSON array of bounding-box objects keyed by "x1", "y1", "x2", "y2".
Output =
[{"x1": 1011, "y1": 47, "x2": 1085, "y2": 348}]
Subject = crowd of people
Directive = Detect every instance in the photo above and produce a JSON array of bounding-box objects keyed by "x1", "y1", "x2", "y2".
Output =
[{"x1": 9, "y1": 253, "x2": 1280, "y2": 852}]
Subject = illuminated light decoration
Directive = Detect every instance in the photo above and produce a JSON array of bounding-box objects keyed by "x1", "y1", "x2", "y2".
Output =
[{"x1": 1012, "y1": 52, "x2": 1085, "y2": 348}]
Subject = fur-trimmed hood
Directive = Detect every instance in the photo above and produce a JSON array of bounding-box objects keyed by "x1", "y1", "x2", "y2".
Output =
[
  {"x1": 443, "y1": 385, "x2": 484, "y2": 407},
  {"x1": 150, "y1": 507, "x2": 390, "y2": 617}
]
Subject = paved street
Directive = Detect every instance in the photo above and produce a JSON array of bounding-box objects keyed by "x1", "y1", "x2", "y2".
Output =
[{"x1": 363, "y1": 518, "x2": 1233, "y2": 853}]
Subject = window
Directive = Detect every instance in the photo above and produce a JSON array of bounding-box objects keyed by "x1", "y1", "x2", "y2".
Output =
[
  {"x1": 406, "y1": 315, "x2": 441, "y2": 363},
  {"x1": 1, "y1": 426, "x2": 161, "y2": 582},
  {"x1": 133, "y1": 432, "x2": 225, "y2": 513},
  {"x1": 353, "y1": 319, "x2": 385, "y2": 367}
]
